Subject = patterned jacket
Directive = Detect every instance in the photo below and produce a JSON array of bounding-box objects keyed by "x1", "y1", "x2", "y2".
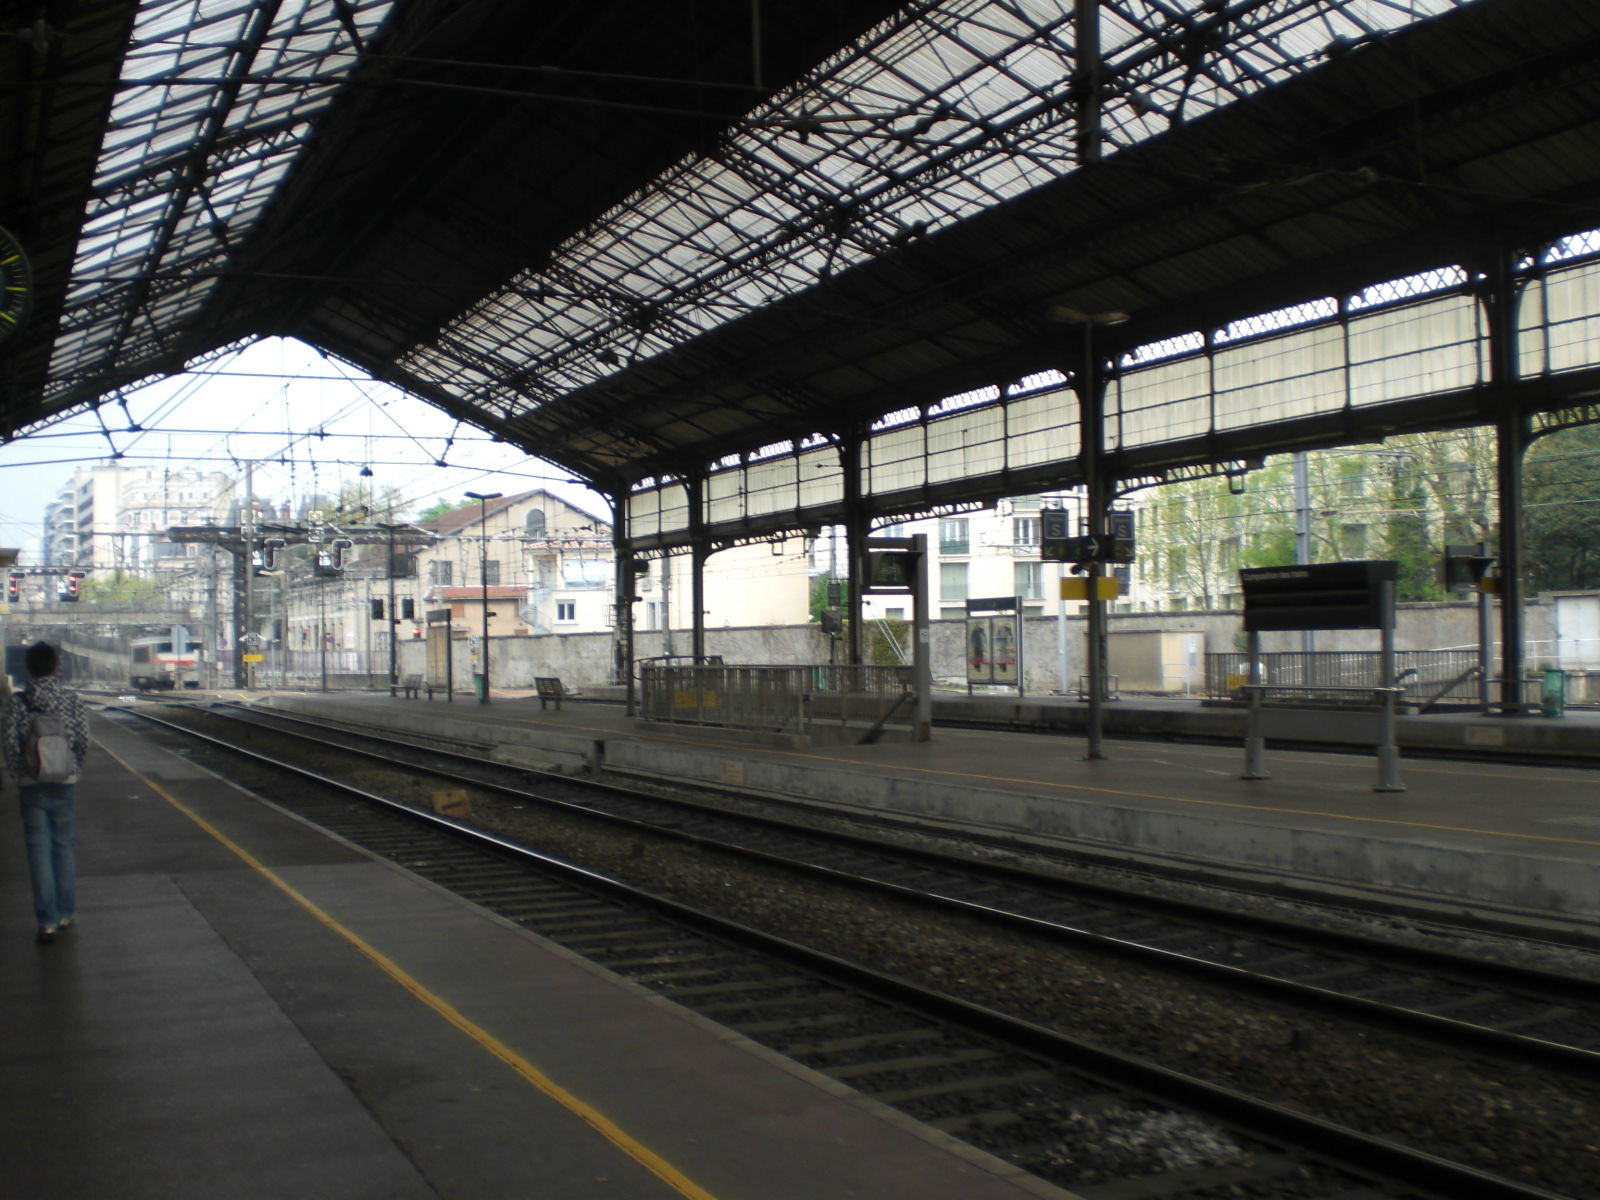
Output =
[{"x1": 3, "y1": 676, "x2": 91, "y2": 783}]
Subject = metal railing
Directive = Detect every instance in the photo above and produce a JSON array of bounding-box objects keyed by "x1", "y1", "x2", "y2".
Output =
[
  {"x1": 1206, "y1": 651, "x2": 1478, "y2": 702},
  {"x1": 640, "y1": 663, "x2": 916, "y2": 741}
]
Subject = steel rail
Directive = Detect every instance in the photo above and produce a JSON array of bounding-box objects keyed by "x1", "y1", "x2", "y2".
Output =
[{"x1": 193, "y1": 700, "x2": 1600, "y2": 1078}]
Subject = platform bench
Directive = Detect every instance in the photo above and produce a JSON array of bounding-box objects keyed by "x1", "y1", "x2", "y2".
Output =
[
  {"x1": 400, "y1": 673, "x2": 424, "y2": 699},
  {"x1": 534, "y1": 676, "x2": 571, "y2": 710}
]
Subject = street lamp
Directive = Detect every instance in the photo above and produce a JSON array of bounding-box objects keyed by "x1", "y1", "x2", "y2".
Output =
[{"x1": 465, "y1": 491, "x2": 501, "y2": 703}]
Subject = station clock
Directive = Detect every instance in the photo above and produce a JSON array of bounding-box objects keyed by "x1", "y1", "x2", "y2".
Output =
[{"x1": 0, "y1": 224, "x2": 36, "y2": 346}]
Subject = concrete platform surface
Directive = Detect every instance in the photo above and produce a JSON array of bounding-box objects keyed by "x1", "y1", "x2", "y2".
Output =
[
  {"x1": 257, "y1": 689, "x2": 1600, "y2": 934},
  {"x1": 1, "y1": 712, "x2": 1074, "y2": 1200}
]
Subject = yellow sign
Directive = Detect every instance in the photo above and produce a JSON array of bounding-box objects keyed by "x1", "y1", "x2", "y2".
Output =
[
  {"x1": 673, "y1": 690, "x2": 718, "y2": 708},
  {"x1": 243, "y1": 653, "x2": 265, "y2": 663},
  {"x1": 431, "y1": 789, "x2": 471, "y2": 819},
  {"x1": 1059, "y1": 576, "x2": 1121, "y2": 600}
]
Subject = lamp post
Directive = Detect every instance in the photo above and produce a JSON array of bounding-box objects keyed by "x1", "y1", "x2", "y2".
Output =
[{"x1": 465, "y1": 491, "x2": 501, "y2": 704}]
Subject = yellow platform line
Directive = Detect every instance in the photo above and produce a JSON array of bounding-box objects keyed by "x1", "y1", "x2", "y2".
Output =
[{"x1": 100, "y1": 743, "x2": 720, "y2": 1200}]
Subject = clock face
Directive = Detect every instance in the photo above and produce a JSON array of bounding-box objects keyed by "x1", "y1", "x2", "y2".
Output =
[{"x1": 0, "y1": 225, "x2": 35, "y2": 345}]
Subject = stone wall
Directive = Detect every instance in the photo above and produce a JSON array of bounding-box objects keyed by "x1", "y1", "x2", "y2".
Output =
[{"x1": 395, "y1": 595, "x2": 1548, "y2": 697}]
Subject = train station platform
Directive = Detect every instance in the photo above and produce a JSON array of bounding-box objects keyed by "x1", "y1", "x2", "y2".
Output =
[
  {"x1": 258, "y1": 688, "x2": 1600, "y2": 939},
  {"x1": 0, "y1": 713, "x2": 1071, "y2": 1200}
]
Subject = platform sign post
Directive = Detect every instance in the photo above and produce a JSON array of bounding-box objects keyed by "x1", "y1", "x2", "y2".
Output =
[
  {"x1": 1238, "y1": 561, "x2": 1404, "y2": 792},
  {"x1": 965, "y1": 596, "x2": 1023, "y2": 697},
  {"x1": 1444, "y1": 542, "x2": 1496, "y2": 712},
  {"x1": 864, "y1": 533, "x2": 931, "y2": 740},
  {"x1": 426, "y1": 607, "x2": 454, "y2": 702}
]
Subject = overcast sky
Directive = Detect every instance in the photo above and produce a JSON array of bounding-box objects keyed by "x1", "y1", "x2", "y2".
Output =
[{"x1": 0, "y1": 338, "x2": 612, "y2": 565}]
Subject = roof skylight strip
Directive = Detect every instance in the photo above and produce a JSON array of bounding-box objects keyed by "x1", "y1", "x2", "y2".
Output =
[
  {"x1": 445, "y1": 1, "x2": 1472, "y2": 402},
  {"x1": 53, "y1": 0, "x2": 401, "y2": 393}
]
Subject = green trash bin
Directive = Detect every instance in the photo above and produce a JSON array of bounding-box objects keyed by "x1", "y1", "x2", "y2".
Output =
[
  {"x1": 1541, "y1": 668, "x2": 1567, "y2": 718},
  {"x1": 472, "y1": 672, "x2": 487, "y2": 703}
]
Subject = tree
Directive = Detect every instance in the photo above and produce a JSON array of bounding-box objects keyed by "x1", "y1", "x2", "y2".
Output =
[
  {"x1": 416, "y1": 497, "x2": 471, "y2": 524},
  {"x1": 1524, "y1": 424, "x2": 1600, "y2": 591},
  {"x1": 809, "y1": 574, "x2": 848, "y2": 622},
  {"x1": 1134, "y1": 428, "x2": 1499, "y2": 608},
  {"x1": 1141, "y1": 478, "x2": 1268, "y2": 608}
]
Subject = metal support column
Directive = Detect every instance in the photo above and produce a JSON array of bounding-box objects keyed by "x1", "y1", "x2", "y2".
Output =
[
  {"x1": 839, "y1": 436, "x2": 869, "y2": 667},
  {"x1": 1074, "y1": 0, "x2": 1101, "y2": 166},
  {"x1": 1484, "y1": 246, "x2": 1527, "y2": 712},
  {"x1": 1073, "y1": 319, "x2": 1118, "y2": 760},
  {"x1": 384, "y1": 520, "x2": 399, "y2": 694},
  {"x1": 686, "y1": 477, "x2": 708, "y2": 664},
  {"x1": 612, "y1": 492, "x2": 638, "y2": 717},
  {"x1": 229, "y1": 544, "x2": 248, "y2": 688},
  {"x1": 243, "y1": 462, "x2": 256, "y2": 689},
  {"x1": 912, "y1": 532, "x2": 932, "y2": 741}
]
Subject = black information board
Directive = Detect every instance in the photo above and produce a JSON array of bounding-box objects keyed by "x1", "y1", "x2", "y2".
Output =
[{"x1": 1239, "y1": 561, "x2": 1397, "y2": 631}]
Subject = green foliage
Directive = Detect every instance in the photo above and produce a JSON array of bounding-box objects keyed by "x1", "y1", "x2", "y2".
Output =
[
  {"x1": 1138, "y1": 428, "x2": 1498, "y2": 608},
  {"x1": 325, "y1": 480, "x2": 406, "y2": 522},
  {"x1": 809, "y1": 574, "x2": 848, "y2": 622},
  {"x1": 416, "y1": 497, "x2": 470, "y2": 524},
  {"x1": 866, "y1": 619, "x2": 909, "y2": 666},
  {"x1": 77, "y1": 574, "x2": 166, "y2": 608},
  {"x1": 1524, "y1": 425, "x2": 1600, "y2": 591}
]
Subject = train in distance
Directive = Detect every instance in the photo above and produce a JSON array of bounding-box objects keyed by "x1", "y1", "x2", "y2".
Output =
[{"x1": 130, "y1": 634, "x2": 203, "y2": 691}]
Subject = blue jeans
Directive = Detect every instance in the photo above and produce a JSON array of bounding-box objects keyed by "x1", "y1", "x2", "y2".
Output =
[{"x1": 19, "y1": 783, "x2": 76, "y2": 931}]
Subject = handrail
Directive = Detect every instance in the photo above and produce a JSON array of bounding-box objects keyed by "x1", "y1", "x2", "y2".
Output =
[
  {"x1": 1418, "y1": 665, "x2": 1481, "y2": 713},
  {"x1": 857, "y1": 686, "x2": 916, "y2": 745}
]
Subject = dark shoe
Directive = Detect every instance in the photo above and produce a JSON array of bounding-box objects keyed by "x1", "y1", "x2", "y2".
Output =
[
  {"x1": 57, "y1": 916, "x2": 75, "y2": 931},
  {"x1": 36, "y1": 927, "x2": 56, "y2": 945}
]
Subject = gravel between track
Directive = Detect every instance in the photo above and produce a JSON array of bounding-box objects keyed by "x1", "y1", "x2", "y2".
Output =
[{"x1": 445, "y1": 784, "x2": 1600, "y2": 1199}]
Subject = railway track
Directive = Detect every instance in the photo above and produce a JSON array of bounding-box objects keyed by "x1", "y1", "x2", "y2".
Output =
[
  {"x1": 117, "y1": 701, "x2": 1595, "y2": 1198},
  {"x1": 195, "y1": 701, "x2": 1600, "y2": 1073}
]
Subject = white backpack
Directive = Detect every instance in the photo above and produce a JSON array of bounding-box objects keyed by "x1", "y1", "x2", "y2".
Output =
[{"x1": 24, "y1": 704, "x2": 76, "y2": 783}]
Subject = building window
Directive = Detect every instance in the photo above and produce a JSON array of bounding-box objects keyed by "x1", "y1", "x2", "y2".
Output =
[
  {"x1": 556, "y1": 601, "x2": 576, "y2": 622},
  {"x1": 939, "y1": 517, "x2": 969, "y2": 556},
  {"x1": 428, "y1": 560, "x2": 453, "y2": 586},
  {"x1": 1013, "y1": 516, "x2": 1039, "y2": 550},
  {"x1": 484, "y1": 559, "x2": 501, "y2": 586},
  {"x1": 1167, "y1": 547, "x2": 1187, "y2": 587},
  {"x1": 525, "y1": 508, "x2": 547, "y2": 536},
  {"x1": 1339, "y1": 523, "x2": 1368, "y2": 558},
  {"x1": 1014, "y1": 561, "x2": 1043, "y2": 600},
  {"x1": 939, "y1": 561, "x2": 968, "y2": 602},
  {"x1": 1339, "y1": 463, "x2": 1365, "y2": 499}
]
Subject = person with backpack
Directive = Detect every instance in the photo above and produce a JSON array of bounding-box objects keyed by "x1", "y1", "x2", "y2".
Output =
[{"x1": 3, "y1": 642, "x2": 90, "y2": 944}]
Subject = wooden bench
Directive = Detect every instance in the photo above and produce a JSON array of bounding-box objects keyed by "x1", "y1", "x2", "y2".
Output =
[
  {"x1": 534, "y1": 676, "x2": 572, "y2": 710},
  {"x1": 399, "y1": 673, "x2": 424, "y2": 699}
]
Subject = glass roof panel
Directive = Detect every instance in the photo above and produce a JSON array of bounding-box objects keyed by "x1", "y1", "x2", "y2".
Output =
[
  {"x1": 44, "y1": 0, "x2": 1476, "y2": 438},
  {"x1": 445, "y1": 0, "x2": 1470, "y2": 412},
  {"x1": 47, "y1": 0, "x2": 401, "y2": 402}
]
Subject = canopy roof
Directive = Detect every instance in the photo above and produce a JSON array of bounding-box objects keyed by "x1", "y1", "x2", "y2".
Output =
[{"x1": 5, "y1": 0, "x2": 1600, "y2": 494}]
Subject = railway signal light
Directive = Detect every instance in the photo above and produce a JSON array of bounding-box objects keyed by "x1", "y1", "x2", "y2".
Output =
[
  {"x1": 63, "y1": 572, "x2": 83, "y2": 601},
  {"x1": 258, "y1": 536, "x2": 286, "y2": 573},
  {"x1": 315, "y1": 537, "x2": 353, "y2": 578},
  {"x1": 6, "y1": 572, "x2": 20, "y2": 602}
]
